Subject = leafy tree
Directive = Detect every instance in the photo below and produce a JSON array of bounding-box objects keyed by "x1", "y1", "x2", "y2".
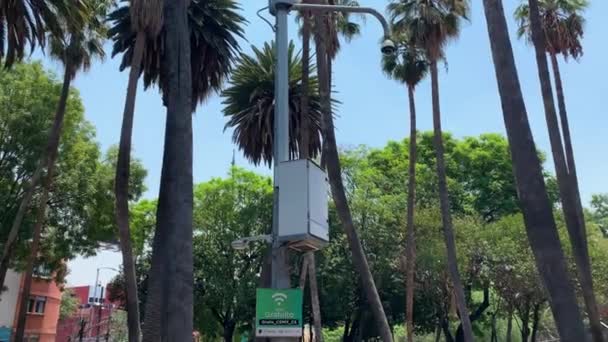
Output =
[
  {"x1": 591, "y1": 194, "x2": 608, "y2": 236},
  {"x1": 60, "y1": 288, "x2": 80, "y2": 320},
  {"x1": 193, "y1": 168, "x2": 272, "y2": 341},
  {"x1": 0, "y1": 63, "x2": 144, "y2": 280},
  {"x1": 480, "y1": 0, "x2": 586, "y2": 339},
  {"x1": 2, "y1": 1, "x2": 107, "y2": 328}
]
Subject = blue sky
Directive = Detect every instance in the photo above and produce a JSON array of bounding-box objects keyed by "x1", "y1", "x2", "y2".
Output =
[{"x1": 54, "y1": 1, "x2": 607, "y2": 285}]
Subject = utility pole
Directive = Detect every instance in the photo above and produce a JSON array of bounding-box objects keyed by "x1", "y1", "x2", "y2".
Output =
[{"x1": 268, "y1": 1, "x2": 394, "y2": 341}]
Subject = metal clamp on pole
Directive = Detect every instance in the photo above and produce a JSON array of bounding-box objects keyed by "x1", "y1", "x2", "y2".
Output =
[{"x1": 269, "y1": 0, "x2": 296, "y2": 16}]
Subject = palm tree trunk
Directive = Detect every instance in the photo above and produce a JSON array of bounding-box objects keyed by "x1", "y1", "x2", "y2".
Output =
[
  {"x1": 115, "y1": 30, "x2": 145, "y2": 342},
  {"x1": 526, "y1": 2, "x2": 602, "y2": 340},
  {"x1": 307, "y1": 253, "x2": 323, "y2": 342},
  {"x1": 506, "y1": 310, "x2": 513, "y2": 342},
  {"x1": 299, "y1": 255, "x2": 309, "y2": 289},
  {"x1": 549, "y1": 52, "x2": 604, "y2": 342},
  {"x1": 481, "y1": 0, "x2": 586, "y2": 340},
  {"x1": 434, "y1": 324, "x2": 441, "y2": 342},
  {"x1": 13, "y1": 63, "x2": 73, "y2": 342},
  {"x1": 299, "y1": 12, "x2": 323, "y2": 340},
  {"x1": 313, "y1": 12, "x2": 392, "y2": 342},
  {"x1": 142, "y1": 0, "x2": 193, "y2": 340},
  {"x1": 530, "y1": 304, "x2": 541, "y2": 342},
  {"x1": 429, "y1": 60, "x2": 473, "y2": 342},
  {"x1": 405, "y1": 85, "x2": 417, "y2": 342},
  {"x1": 0, "y1": 63, "x2": 73, "y2": 292}
]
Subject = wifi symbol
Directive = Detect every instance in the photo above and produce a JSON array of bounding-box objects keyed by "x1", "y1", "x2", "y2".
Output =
[{"x1": 272, "y1": 292, "x2": 288, "y2": 306}]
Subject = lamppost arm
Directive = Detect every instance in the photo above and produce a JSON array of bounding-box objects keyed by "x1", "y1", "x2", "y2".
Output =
[{"x1": 291, "y1": 3, "x2": 392, "y2": 38}]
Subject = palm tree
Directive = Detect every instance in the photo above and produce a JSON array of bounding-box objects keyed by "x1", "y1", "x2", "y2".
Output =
[
  {"x1": 388, "y1": 0, "x2": 473, "y2": 339},
  {"x1": 0, "y1": 0, "x2": 90, "y2": 293},
  {"x1": 222, "y1": 41, "x2": 324, "y2": 165},
  {"x1": 109, "y1": 0, "x2": 245, "y2": 338},
  {"x1": 514, "y1": 3, "x2": 602, "y2": 340},
  {"x1": 0, "y1": 0, "x2": 87, "y2": 67},
  {"x1": 480, "y1": 0, "x2": 586, "y2": 340},
  {"x1": 11, "y1": 2, "x2": 107, "y2": 340},
  {"x1": 382, "y1": 37, "x2": 429, "y2": 342},
  {"x1": 111, "y1": 0, "x2": 163, "y2": 340},
  {"x1": 311, "y1": 1, "x2": 393, "y2": 341}
]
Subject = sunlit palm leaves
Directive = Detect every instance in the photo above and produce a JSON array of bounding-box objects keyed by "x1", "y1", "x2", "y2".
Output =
[
  {"x1": 388, "y1": 0, "x2": 468, "y2": 61},
  {"x1": 222, "y1": 41, "x2": 325, "y2": 167},
  {"x1": 515, "y1": 0, "x2": 587, "y2": 59},
  {"x1": 48, "y1": 0, "x2": 109, "y2": 78},
  {"x1": 108, "y1": 0, "x2": 246, "y2": 108},
  {"x1": 0, "y1": 0, "x2": 88, "y2": 68}
]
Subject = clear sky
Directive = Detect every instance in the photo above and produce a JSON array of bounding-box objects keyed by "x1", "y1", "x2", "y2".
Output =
[{"x1": 56, "y1": 0, "x2": 607, "y2": 286}]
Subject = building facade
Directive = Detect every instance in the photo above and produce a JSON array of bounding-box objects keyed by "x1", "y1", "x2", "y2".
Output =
[
  {"x1": 55, "y1": 285, "x2": 116, "y2": 341},
  {"x1": 0, "y1": 269, "x2": 62, "y2": 342}
]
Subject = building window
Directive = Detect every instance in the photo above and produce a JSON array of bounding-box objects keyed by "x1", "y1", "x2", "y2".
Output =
[{"x1": 27, "y1": 296, "x2": 46, "y2": 314}]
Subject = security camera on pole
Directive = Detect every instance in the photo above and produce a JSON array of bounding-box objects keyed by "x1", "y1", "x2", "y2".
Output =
[{"x1": 230, "y1": 1, "x2": 394, "y2": 340}]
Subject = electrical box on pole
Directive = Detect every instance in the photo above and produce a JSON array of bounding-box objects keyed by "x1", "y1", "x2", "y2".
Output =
[{"x1": 277, "y1": 159, "x2": 329, "y2": 251}]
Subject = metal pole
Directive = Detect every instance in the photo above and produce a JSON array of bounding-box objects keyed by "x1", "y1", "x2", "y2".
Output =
[
  {"x1": 271, "y1": 1, "x2": 290, "y2": 290},
  {"x1": 93, "y1": 268, "x2": 100, "y2": 340},
  {"x1": 270, "y1": 3, "x2": 295, "y2": 341}
]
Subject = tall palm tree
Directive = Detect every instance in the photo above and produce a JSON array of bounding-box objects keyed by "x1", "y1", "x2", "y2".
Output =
[
  {"x1": 11, "y1": 2, "x2": 107, "y2": 340},
  {"x1": 388, "y1": 0, "x2": 473, "y2": 340},
  {"x1": 311, "y1": 1, "x2": 393, "y2": 341},
  {"x1": 514, "y1": 3, "x2": 602, "y2": 340},
  {"x1": 0, "y1": 0, "x2": 87, "y2": 67},
  {"x1": 111, "y1": 0, "x2": 163, "y2": 339},
  {"x1": 110, "y1": 0, "x2": 245, "y2": 338},
  {"x1": 0, "y1": 0, "x2": 90, "y2": 293},
  {"x1": 480, "y1": 0, "x2": 586, "y2": 340},
  {"x1": 382, "y1": 37, "x2": 429, "y2": 342}
]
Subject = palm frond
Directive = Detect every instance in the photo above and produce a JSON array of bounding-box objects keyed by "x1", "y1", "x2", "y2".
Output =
[
  {"x1": 0, "y1": 0, "x2": 90, "y2": 68},
  {"x1": 514, "y1": 0, "x2": 587, "y2": 59},
  {"x1": 222, "y1": 41, "x2": 330, "y2": 167},
  {"x1": 388, "y1": 0, "x2": 468, "y2": 61},
  {"x1": 108, "y1": 0, "x2": 247, "y2": 110}
]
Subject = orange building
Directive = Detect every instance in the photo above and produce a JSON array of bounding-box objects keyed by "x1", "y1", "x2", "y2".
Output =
[{"x1": 0, "y1": 269, "x2": 62, "y2": 342}]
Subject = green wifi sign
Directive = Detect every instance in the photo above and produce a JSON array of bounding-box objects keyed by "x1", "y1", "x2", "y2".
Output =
[{"x1": 256, "y1": 288, "x2": 303, "y2": 337}]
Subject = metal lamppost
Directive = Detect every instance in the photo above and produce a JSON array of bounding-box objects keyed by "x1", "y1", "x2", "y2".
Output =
[
  {"x1": 268, "y1": 0, "x2": 395, "y2": 284},
  {"x1": 267, "y1": 0, "x2": 394, "y2": 340}
]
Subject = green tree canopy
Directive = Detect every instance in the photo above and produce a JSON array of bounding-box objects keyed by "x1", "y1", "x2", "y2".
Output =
[
  {"x1": 0, "y1": 62, "x2": 147, "y2": 280},
  {"x1": 193, "y1": 167, "x2": 272, "y2": 339}
]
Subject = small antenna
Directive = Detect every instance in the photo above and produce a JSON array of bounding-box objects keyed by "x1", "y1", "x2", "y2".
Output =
[{"x1": 231, "y1": 149, "x2": 236, "y2": 168}]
